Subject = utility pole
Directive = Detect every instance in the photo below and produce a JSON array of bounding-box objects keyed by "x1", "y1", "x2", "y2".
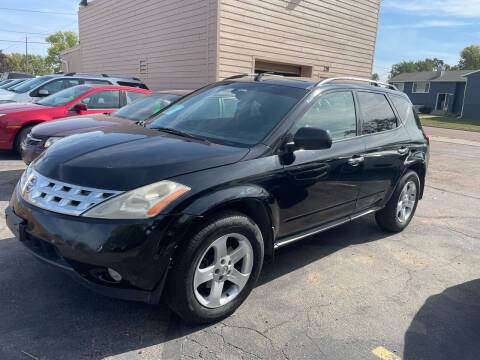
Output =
[{"x1": 25, "y1": 35, "x2": 28, "y2": 73}]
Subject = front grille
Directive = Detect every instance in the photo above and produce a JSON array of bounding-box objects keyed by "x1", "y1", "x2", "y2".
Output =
[
  {"x1": 25, "y1": 133, "x2": 44, "y2": 146},
  {"x1": 21, "y1": 169, "x2": 123, "y2": 216}
]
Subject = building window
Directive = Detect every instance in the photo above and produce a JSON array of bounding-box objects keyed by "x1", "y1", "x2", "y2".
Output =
[
  {"x1": 392, "y1": 82, "x2": 404, "y2": 92},
  {"x1": 412, "y1": 82, "x2": 430, "y2": 93}
]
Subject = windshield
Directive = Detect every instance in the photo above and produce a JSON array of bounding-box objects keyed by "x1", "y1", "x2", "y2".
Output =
[
  {"x1": 112, "y1": 94, "x2": 181, "y2": 121},
  {"x1": 0, "y1": 79, "x2": 25, "y2": 90},
  {"x1": 147, "y1": 83, "x2": 306, "y2": 147},
  {"x1": 12, "y1": 76, "x2": 55, "y2": 93},
  {"x1": 36, "y1": 85, "x2": 92, "y2": 107},
  {"x1": 0, "y1": 80, "x2": 13, "y2": 87}
]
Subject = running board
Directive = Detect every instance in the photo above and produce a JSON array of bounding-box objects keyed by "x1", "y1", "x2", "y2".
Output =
[{"x1": 274, "y1": 207, "x2": 380, "y2": 249}]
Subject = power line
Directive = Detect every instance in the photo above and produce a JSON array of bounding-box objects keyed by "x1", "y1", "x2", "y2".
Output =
[
  {"x1": 0, "y1": 39, "x2": 49, "y2": 45},
  {"x1": 0, "y1": 28, "x2": 51, "y2": 36},
  {"x1": 0, "y1": 7, "x2": 76, "y2": 16}
]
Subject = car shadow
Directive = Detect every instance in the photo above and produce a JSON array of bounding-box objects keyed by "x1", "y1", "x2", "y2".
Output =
[
  {"x1": 0, "y1": 150, "x2": 21, "y2": 161},
  {"x1": 0, "y1": 215, "x2": 390, "y2": 359},
  {"x1": 403, "y1": 279, "x2": 480, "y2": 360}
]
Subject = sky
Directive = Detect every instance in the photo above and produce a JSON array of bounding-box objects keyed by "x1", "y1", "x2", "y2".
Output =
[
  {"x1": 374, "y1": 0, "x2": 480, "y2": 80},
  {"x1": 0, "y1": 1, "x2": 479, "y2": 82},
  {"x1": 0, "y1": 0, "x2": 78, "y2": 57}
]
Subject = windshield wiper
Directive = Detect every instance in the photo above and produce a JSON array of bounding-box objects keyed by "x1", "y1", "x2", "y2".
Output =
[{"x1": 151, "y1": 127, "x2": 210, "y2": 143}]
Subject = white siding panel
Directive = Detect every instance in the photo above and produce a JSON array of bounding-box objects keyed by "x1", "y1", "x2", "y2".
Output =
[
  {"x1": 218, "y1": 0, "x2": 380, "y2": 80},
  {"x1": 78, "y1": 0, "x2": 218, "y2": 90}
]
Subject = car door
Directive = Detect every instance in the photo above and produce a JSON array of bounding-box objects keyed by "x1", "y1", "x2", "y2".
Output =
[
  {"x1": 275, "y1": 90, "x2": 366, "y2": 238},
  {"x1": 355, "y1": 91, "x2": 411, "y2": 211}
]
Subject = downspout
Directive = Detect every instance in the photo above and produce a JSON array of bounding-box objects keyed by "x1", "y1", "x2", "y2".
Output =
[
  {"x1": 61, "y1": 59, "x2": 69, "y2": 73},
  {"x1": 460, "y1": 78, "x2": 468, "y2": 118}
]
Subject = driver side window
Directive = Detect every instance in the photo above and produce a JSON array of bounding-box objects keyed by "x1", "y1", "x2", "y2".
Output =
[{"x1": 294, "y1": 91, "x2": 357, "y2": 141}]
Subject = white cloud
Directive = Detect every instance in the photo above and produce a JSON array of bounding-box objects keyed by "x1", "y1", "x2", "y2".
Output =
[
  {"x1": 384, "y1": 20, "x2": 475, "y2": 29},
  {"x1": 383, "y1": 0, "x2": 480, "y2": 18}
]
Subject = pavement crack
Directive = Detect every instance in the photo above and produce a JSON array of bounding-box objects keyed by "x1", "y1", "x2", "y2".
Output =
[
  {"x1": 425, "y1": 185, "x2": 480, "y2": 200},
  {"x1": 217, "y1": 324, "x2": 263, "y2": 359}
]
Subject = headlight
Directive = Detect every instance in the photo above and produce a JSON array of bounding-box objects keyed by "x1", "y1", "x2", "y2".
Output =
[
  {"x1": 0, "y1": 113, "x2": 6, "y2": 117},
  {"x1": 44, "y1": 137, "x2": 63, "y2": 148},
  {"x1": 19, "y1": 163, "x2": 34, "y2": 195},
  {"x1": 82, "y1": 180, "x2": 190, "y2": 219}
]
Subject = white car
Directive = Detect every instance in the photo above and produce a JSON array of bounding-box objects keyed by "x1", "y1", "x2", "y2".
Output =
[{"x1": 0, "y1": 73, "x2": 148, "y2": 104}]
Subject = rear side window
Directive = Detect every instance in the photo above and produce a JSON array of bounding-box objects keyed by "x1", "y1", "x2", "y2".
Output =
[
  {"x1": 294, "y1": 91, "x2": 357, "y2": 141},
  {"x1": 117, "y1": 81, "x2": 148, "y2": 89},
  {"x1": 125, "y1": 91, "x2": 146, "y2": 104},
  {"x1": 390, "y1": 95, "x2": 418, "y2": 126},
  {"x1": 357, "y1": 92, "x2": 397, "y2": 134}
]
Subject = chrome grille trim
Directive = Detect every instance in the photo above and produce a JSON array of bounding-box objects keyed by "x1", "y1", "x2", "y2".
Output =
[
  {"x1": 21, "y1": 169, "x2": 123, "y2": 216},
  {"x1": 25, "y1": 133, "x2": 44, "y2": 146}
]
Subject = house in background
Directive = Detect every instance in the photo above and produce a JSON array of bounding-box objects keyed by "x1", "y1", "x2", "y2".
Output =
[
  {"x1": 389, "y1": 69, "x2": 472, "y2": 116},
  {"x1": 61, "y1": 0, "x2": 381, "y2": 90},
  {"x1": 462, "y1": 70, "x2": 480, "y2": 120},
  {"x1": 389, "y1": 69, "x2": 480, "y2": 120}
]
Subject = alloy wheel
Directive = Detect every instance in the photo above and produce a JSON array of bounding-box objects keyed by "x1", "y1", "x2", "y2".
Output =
[
  {"x1": 193, "y1": 233, "x2": 254, "y2": 308},
  {"x1": 396, "y1": 180, "x2": 417, "y2": 224}
]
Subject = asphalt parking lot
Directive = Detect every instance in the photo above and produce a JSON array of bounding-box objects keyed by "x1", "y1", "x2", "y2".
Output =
[{"x1": 1, "y1": 127, "x2": 479, "y2": 360}]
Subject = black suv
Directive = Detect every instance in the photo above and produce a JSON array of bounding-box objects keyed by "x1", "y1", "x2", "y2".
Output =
[{"x1": 6, "y1": 75, "x2": 429, "y2": 323}]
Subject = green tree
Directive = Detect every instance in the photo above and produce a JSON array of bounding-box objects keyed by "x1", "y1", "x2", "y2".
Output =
[
  {"x1": 45, "y1": 31, "x2": 78, "y2": 72},
  {"x1": 390, "y1": 57, "x2": 452, "y2": 78},
  {"x1": 371, "y1": 73, "x2": 380, "y2": 81},
  {"x1": 458, "y1": 45, "x2": 480, "y2": 70},
  {"x1": 0, "y1": 50, "x2": 8, "y2": 72},
  {"x1": 5, "y1": 53, "x2": 52, "y2": 75}
]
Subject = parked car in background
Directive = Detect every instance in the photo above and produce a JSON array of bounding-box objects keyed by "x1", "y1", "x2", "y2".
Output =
[
  {"x1": 6, "y1": 75, "x2": 429, "y2": 323},
  {"x1": 0, "y1": 84, "x2": 151, "y2": 153},
  {"x1": 0, "y1": 72, "x2": 148, "y2": 104},
  {"x1": 21, "y1": 90, "x2": 190, "y2": 163},
  {"x1": 0, "y1": 78, "x2": 29, "y2": 90},
  {"x1": 0, "y1": 72, "x2": 35, "y2": 81}
]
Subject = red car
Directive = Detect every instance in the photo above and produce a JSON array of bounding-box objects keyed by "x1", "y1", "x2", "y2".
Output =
[{"x1": 0, "y1": 84, "x2": 151, "y2": 153}]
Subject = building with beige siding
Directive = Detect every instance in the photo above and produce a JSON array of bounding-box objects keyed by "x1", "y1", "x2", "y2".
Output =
[{"x1": 63, "y1": 0, "x2": 381, "y2": 90}]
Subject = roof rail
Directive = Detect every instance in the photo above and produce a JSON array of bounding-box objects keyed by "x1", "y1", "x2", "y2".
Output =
[
  {"x1": 317, "y1": 77, "x2": 398, "y2": 90},
  {"x1": 224, "y1": 72, "x2": 285, "y2": 81}
]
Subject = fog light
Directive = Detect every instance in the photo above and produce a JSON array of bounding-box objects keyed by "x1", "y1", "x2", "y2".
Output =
[{"x1": 107, "y1": 268, "x2": 122, "y2": 282}]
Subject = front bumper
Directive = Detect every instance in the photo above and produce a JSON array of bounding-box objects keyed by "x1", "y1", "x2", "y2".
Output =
[{"x1": 6, "y1": 186, "x2": 199, "y2": 303}]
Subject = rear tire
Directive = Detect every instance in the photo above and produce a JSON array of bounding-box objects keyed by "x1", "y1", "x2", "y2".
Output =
[
  {"x1": 375, "y1": 171, "x2": 420, "y2": 232},
  {"x1": 166, "y1": 211, "x2": 264, "y2": 324},
  {"x1": 14, "y1": 125, "x2": 34, "y2": 155}
]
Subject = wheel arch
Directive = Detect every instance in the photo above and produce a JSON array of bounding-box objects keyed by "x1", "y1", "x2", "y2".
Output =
[
  {"x1": 405, "y1": 161, "x2": 426, "y2": 199},
  {"x1": 13, "y1": 121, "x2": 41, "y2": 150},
  {"x1": 178, "y1": 185, "x2": 279, "y2": 263}
]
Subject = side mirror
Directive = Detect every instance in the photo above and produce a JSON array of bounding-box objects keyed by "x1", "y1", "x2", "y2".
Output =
[
  {"x1": 293, "y1": 127, "x2": 332, "y2": 150},
  {"x1": 38, "y1": 89, "x2": 50, "y2": 97},
  {"x1": 72, "y1": 103, "x2": 88, "y2": 112}
]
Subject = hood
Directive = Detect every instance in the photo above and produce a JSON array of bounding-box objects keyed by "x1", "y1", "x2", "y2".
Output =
[
  {"x1": 34, "y1": 125, "x2": 249, "y2": 191},
  {"x1": 31, "y1": 114, "x2": 133, "y2": 137},
  {"x1": 0, "y1": 102, "x2": 49, "y2": 113},
  {"x1": 0, "y1": 90, "x2": 18, "y2": 101}
]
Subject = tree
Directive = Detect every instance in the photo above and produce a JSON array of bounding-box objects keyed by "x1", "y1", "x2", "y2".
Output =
[
  {"x1": 458, "y1": 45, "x2": 480, "y2": 70},
  {"x1": 390, "y1": 57, "x2": 452, "y2": 78},
  {"x1": 0, "y1": 50, "x2": 8, "y2": 73},
  {"x1": 45, "y1": 31, "x2": 78, "y2": 72},
  {"x1": 5, "y1": 53, "x2": 52, "y2": 75},
  {"x1": 371, "y1": 73, "x2": 380, "y2": 81}
]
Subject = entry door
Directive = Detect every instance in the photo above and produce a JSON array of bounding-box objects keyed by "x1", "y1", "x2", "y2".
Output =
[
  {"x1": 275, "y1": 91, "x2": 365, "y2": 238},
  {"x1": 436, "y1": 94, "x2": 448, "y2": 111}
]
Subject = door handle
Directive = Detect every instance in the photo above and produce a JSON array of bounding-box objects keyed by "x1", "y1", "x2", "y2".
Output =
[
  {"x1": 348, "y1": 156, "x2": 364, "y2": 166},
  {"x1": 398, "y1": 147, "x2": 409, "y2": 155}
]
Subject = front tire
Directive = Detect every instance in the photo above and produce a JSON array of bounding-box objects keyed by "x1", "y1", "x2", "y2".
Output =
[
  {"x1": 375, "y1": 171, "x2": 420, "y2": 232},
  {"x1": 166, "y1": 211, "x2": 264, "y2": 324},
  {"x1": 15, "y1": 125, "x2": 34, "y2": 155}
]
